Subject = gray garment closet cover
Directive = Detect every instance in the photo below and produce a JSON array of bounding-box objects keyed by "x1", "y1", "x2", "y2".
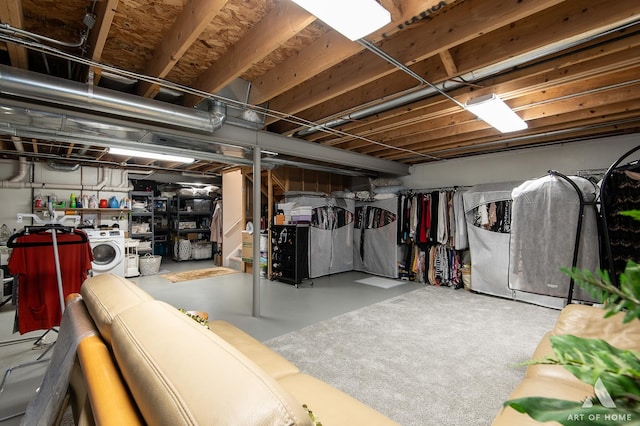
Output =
[
  {"x1": 463, "y1": 182, "x2": 567, "y2": 309},
  {"x1": 509, "y1": 175, "x2": 600, "y2": 302},
  {"x1": 463, "y1": 182, "x2": 521, "y2": 299},
  {"x1": 285, "y1": 194, "x2": 354, "y2": 278},
  {"x1": 353, "y1": 196, "x2": 398, "y2": 278}
]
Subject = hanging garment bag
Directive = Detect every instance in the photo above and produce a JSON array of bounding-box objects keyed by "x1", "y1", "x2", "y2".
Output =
[{"x1": 508, "y1": 174, "x2": 600, "y2": 302}]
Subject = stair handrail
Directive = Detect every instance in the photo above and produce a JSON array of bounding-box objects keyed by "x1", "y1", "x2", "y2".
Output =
[{"x1": 223, "y1": 217, "x2": 243, "y2": 237}]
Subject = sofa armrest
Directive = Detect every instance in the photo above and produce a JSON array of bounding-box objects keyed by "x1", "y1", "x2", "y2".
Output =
[
  {"x1": 525, "y1": 304, "x2": 640, "y2": 385},
  {"x1": 492, "y1": 377, "x2": 593, "y2": 426},
  {"x1": 550, "y1": 304, "x2": 640, "y2": 351}
]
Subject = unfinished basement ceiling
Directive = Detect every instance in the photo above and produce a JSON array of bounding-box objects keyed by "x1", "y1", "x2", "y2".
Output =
[{"x1": 0, "y1": 0, "x2": 639, "y2": 178}]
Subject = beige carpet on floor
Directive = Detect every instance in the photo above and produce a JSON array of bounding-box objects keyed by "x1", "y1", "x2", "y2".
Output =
[
  {"x1": 161, "y1": 267, "x2": 238, "y2": 283},
  {"x1": 265, "y1": 285, "x2": 560, "y2": 426}
]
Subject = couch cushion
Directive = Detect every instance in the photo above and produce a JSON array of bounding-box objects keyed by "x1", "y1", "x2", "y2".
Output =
[
  {"x1": 209, "y1": 320, "x2": 300, "y2": 379},
  {"x1": 111, "y1": 300, "x2": 312, "y2": 426},
  {"x1": 80, "y1": 273, "x2": 154, "y2": 345},
  {"x1": 278, "y1": 373, "x2": 398, "y2": 426}
]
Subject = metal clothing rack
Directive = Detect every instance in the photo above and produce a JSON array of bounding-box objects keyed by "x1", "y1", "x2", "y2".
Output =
[
  {"x1": 0, "y1": 204, "x2": 82, "y2": 417},
  {"x1": 11, "y1": 205, "x2": 82, "y2": 314},
  {"x1": 399, "y1": 185, "x2": 468, "y2": 195},
  {"x1": 547, "y1": 170, "x2": 600, "y2": 304}
]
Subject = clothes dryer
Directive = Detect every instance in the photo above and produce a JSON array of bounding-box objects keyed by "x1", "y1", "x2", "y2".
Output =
[{"x1": 85, "y1": 229, "x2": 126, "y2": 277}]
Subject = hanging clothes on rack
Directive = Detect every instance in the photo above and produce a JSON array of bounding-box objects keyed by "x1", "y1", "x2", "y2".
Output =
[
  {"x1": 396, "y1": 188, "x2": 467, "y2": 285},
  {"x1": 452, "y1": 191, "x2": 468, "y2": 250},
  {"x1": 8, "y1": 227, "x2": 93, "y2": 334}
]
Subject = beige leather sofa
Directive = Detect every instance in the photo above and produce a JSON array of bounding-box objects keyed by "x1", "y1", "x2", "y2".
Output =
[
  {"x1": 52, "y1": 273, "x2": 397, "y2": 425},
  {"x1": 492, "y1": 304, "x2": 640, "y2": 425}
]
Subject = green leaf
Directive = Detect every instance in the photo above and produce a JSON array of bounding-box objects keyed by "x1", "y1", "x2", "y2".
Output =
[
  {"x1": 620, "y1": 210, "x2": 640, "y2": 222},
  {"x1": 548, "y1": 335, "x2": 640, "y2": 393},
  {"x1": 562, "y1": 261, "x2": 640, "y2": 324}
]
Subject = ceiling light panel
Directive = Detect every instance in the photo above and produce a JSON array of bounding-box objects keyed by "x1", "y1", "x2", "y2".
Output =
[
  {"x1": 465, "y1": 94, "x2": 528, "y2": 133},
  {"x1": 109, "y1": 147, "x2": 195, "y2": 163},
  {"x1": 291, "y1": 0, "x2": 391, "y2": 41}
]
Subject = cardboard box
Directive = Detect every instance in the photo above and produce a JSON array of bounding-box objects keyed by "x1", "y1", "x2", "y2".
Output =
[
  {"x1": 241, "y1": 246, "x2": 253, "y2": 261},
  {"x1": 241, "y1": 231, "x2": 253, "y2": 261},
  {"x1": 242, "y1": 231, "x2": 253, "y2": 245}
]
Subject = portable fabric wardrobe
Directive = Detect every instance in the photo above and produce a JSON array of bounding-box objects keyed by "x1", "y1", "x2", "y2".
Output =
[
  {"x1": 463, "y1": 182, "x2": 566, "y2": 309},
  {"x1": 353, "y1": 196, "x2": 398, "y2": 278},
  {"x1": 508, "y1": 172, "x2": 600, "y2": 304},
  {"x1": 284, "y1": 194, "x2": 355, "y2": 278}
]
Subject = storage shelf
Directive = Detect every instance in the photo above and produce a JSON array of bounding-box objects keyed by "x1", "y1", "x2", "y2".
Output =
[
  {"x1": 35, "y1": 208, "x2": 130, "y2": 213},
  {"x1": 169, "y1": 195, "x2": 214, "y2": 261},
  {"x1": 129, "y1": 192, "x2": 160, "y2": 255}
]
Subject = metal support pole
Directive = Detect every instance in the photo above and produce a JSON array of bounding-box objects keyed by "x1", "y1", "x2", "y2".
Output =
[{"x1": 252, "y1": 146, "x2": 261, "y2": 317}]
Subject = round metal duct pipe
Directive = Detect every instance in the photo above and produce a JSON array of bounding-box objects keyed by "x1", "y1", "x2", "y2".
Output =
[
  {"x1": 47, "y1": 160, "x2": 80, "y2": 172},
  {"x1": 0, "y1": 65, "x2": 225, "y2": 134}
]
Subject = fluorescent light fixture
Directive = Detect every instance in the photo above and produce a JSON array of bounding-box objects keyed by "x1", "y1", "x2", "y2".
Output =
[
  {"x1": 291, "y1": 0, "x2": 391, "y2": 41},
  {"x1": 465, "y1": 94, "x2": 528, "y2": 133},
  {"x1": 109, "y1": 147, "x2": 195, "y2": 163}
]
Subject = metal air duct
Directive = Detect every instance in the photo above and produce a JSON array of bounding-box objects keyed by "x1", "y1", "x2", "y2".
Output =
[
  {"x1": 47, "y1": 160, "x2": 81, "y2": 172},
  {"x1": 0, "y1": 65, "x2": 226, "y2": 134}
]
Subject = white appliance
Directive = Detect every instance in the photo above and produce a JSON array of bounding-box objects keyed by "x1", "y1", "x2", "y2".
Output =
[{"x1": 85, "y1": 229, "x2": 126, "y2": 277}]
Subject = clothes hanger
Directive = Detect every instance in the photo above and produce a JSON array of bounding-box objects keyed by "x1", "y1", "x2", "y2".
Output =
[{"x1": 7, "y1": 227, "x2": 88, "y2": 248}]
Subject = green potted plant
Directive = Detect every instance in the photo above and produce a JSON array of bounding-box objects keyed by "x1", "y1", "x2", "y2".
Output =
[{"x1": 503, "y1": 210, "x2": 640, "y2": 425}]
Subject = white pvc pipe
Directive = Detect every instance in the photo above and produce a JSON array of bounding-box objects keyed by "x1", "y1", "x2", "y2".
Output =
[{"x1": 0, "y1": 166, "x2": 132, "y2": 191}]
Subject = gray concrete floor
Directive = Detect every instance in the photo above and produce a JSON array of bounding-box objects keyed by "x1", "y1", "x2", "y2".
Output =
[
  {"x1": 132, "y1": 258, "x2": 423, "y2": 341},
  {"x1": 0, "y1": 258, "x2": 422, "y2": 423}
]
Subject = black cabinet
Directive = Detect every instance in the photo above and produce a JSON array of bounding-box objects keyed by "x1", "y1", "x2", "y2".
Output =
[{"x1": 271, "y1": 225, "x2": 309, "y2": 287}]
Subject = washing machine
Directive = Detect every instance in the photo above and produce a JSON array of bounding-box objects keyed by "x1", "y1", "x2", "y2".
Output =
[{"x1": 85, "y1": 229, "x2": 126, "y2": 277}]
